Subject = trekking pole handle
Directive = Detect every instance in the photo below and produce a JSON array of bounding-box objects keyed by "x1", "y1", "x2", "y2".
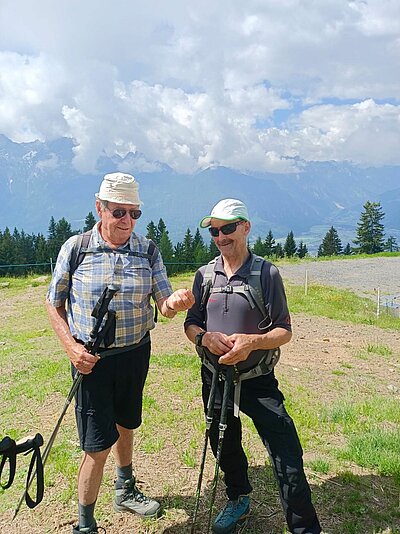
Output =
[
  {"x1": 87, "y1": 285, "x2": 120, "y2": 348},
  {"x1": 15, "y1": 434, "x2": 44, "y2": 455}
]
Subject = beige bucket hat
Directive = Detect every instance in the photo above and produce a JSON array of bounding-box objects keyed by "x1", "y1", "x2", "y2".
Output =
[{"x1": 95, "y1": 172, "x2": 142, "y2": 205}]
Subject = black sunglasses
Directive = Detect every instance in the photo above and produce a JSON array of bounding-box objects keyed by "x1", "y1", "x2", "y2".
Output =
[
  {"x1": 208, "y1": 221, "x2": 244, "y2": 237},
  {"x1": 106, "y1": 206, "x2": 142, "y2": 220}
]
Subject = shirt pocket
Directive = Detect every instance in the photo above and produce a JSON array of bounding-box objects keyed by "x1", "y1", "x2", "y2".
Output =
[{"x1": 123, "y1": 259, "x2": 153, "y2": 303}]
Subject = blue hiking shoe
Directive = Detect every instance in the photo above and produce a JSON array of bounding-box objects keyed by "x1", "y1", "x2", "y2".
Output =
[{"x1": 212, "y1": 495, "x2": 250, "y2": 533}]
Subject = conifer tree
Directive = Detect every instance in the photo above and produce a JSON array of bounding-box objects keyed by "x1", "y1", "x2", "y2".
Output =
[
  {"x1": 274, "y1": 242, "x2": 284, "y2": 258},
  {"x1": 353, "y1": 201, "x2": 385, "y2": 254},
  {"x1": 343, "y1": 243, "x2": 352, "y2": 255},
  {"x1": 284, "y1": 231, "x2": 297, "y2": 257},
  {"x1": 83, "y1": 212, "x2": 97, "y2": 232},
  {"x1": 0, "y1": 227, "x2": 14, "y2": 269},
  {"x1": 159, "y1": 230, "x2": 174, "y2": 263},
  {"x1": 384, "y1": 236, "x2": 398, "y2": 252},
  {"x1": 297, "y1": 241, "x2": 308, "y2": 258},
  {"x1": 264, "y1": 230, "x2": 276, "y2": 257},
  {"x1": 146, "y1": 221, "x2": 158, "y2": 242},
  {"x1": 156, "y1": 219, "x2": 167, "y2": 245},
  {"x1": 252, "y1": 236, "x2": 266, "y2": 257},
  {"x1": 182, "y1": 228, "x2": 194, "y2": 264},
  {"x1": 318, "y1": 226, "x2": 343, "y2": 257}
]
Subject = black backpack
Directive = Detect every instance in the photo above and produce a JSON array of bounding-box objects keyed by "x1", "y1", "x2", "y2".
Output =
[{"x1": 200, "y1": 253, "x2": 272, "y2": 330}]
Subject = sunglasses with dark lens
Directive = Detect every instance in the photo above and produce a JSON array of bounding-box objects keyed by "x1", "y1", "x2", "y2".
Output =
[
  {"x1": 208, "y1": 220, "x2": 243, "y2": 237},
  {"x1": 106, "y1": 207, "x2": 142, "y2": 220}
]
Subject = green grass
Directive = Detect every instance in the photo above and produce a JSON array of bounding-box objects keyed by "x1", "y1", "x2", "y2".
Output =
[
  {"x1": 286, "y1": 283, "x2": 400, "y2": 329},
  {"x1": 1, "y1": 273, "x2": 400, "y2": 533}
]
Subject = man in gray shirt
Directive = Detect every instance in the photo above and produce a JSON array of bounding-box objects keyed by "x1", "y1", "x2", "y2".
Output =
[{"x1": 185, "y1": 199, "x2": 321, "y2": 534}]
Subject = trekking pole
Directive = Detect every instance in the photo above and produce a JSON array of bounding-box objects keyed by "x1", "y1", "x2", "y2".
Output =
[
  {"x1": 13, "y1": 284, "x2": 119, "y2": 519},
  {"x1": 206, "y1": 365, "x2": 234, "y2": 534},
  {"x1": 190, "y1": 364, "x2": 220, "y2": 534}
]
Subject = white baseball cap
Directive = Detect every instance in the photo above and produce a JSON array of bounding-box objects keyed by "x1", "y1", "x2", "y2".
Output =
[
  {"x1": 200, "y1": 198, "x2": 249, "y2": 228},
  {"x1": 95, "y1": 172, "x2": 142, "y2": 205}
]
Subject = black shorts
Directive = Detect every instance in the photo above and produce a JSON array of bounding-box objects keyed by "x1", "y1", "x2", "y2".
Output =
[{"x1": 73, "y1": 338, "x2": 151, "y2": 452}]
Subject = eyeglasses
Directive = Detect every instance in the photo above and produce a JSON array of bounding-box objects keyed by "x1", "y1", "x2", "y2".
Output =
[
  {"x1": 106, "y1": 207, "x2": 142, "y2": 220},
  {"x1": 208, "y1": 221, "x2": 244, "y2": 237}
]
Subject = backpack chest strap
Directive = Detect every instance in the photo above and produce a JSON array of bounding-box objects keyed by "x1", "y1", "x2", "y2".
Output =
[{"x1": 210, "y1": 284, "x2": 257, "y2": 310}]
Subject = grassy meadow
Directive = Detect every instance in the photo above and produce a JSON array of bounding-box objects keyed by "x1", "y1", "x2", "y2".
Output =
[{"x1": 0, "y1": 272, "x2": 399, "y2": 533}]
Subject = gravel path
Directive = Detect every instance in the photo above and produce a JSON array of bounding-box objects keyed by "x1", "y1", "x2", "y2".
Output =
[{"x1": 278, "y1": 256, "x2": 400, "y2": 300}]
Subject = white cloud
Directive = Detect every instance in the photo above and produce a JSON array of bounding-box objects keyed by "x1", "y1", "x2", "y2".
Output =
[{"x1": 0, "y1": 0, "x2": 399, "y2": 173}]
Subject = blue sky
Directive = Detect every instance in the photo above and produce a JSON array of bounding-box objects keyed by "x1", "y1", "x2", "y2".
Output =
[{"x1": 0, "y1": 0, "x2": 399, "y2": 174}]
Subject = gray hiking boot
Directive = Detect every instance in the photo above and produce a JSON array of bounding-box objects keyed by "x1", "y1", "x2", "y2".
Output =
[{"x1": 113, "y1": 478, "x2": 161, "y2": 518}]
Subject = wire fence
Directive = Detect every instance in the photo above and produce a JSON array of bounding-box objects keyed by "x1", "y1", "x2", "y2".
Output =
[{"x1": 0, "y1": 260, "x2": 204, "y2": 277}]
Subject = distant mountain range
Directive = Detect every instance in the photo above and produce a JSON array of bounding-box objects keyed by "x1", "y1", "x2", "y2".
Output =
[{"x1": 1, "y1": 134, "x2": 399, "y2": 253}]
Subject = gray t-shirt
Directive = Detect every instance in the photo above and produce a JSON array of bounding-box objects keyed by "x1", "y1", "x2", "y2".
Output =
[{"x1": 184, "y1": 253, "x2": 291, "y2": 371}]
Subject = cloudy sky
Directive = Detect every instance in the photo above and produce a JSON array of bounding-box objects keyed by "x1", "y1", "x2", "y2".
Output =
[{"x1": 1, "y1": 0, "x2": 400, "y2": 174}]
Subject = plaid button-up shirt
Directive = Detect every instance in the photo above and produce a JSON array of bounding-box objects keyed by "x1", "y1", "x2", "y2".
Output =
[{"x1": 47, "y1": 223, "x2": 172, "y2": 347}]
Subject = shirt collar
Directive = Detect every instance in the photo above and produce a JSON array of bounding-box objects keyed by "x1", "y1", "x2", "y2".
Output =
[
  {"x1": 92, "y1": 222, "x2": 131, "y2": 249},
  {"x1": 214, "y1": 250, "x2": 253, "y2": 279}
]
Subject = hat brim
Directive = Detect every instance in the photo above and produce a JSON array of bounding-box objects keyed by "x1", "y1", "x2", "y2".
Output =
[
  {"x1": 95, "y1": 193, "x2": 143, "y2": 206},
  {"x1": 200, "y1": 215, "x2": 247, "y2": 228}
]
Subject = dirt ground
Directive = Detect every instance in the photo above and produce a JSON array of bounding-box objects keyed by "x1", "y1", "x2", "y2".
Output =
[{"x1": 1, "y1": 258, "x2": 400, "y2": 533}]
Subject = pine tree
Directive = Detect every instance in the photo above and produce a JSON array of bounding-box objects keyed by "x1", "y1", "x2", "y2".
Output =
[
  {"x1": 146, "y1": 221, "x2": 158, "y2": 242},
  {"x1": 173, "y1": 242, "x2": 184, "y2": 273},
  {"x1": 264, "y1": 230, "x2": 276, "y2": 257},
  {"x1": 193, "y1": 228, "x2": 204, "y2": 250},
  {"x1": 182, "y1": 228, "x2": 194, "y2": 264},
  {"x1": 318, "y1": 226, "x2": 343, "y2": 257},
  {"x1": 156, "y1": 219, "x2": 167, "y2": 245},
  {"x1": 384, "y1": 236, "x2": 398, "y2": 252},
  {"x1": 343, "y1": 243, "x2": 352, "y2": 255},
  {"x1": 252, "y1": 236, "x2": 266, "y2": 257},
  {"x1": 159, "y1": 230, "x2": 174, "y2": 262},
  {"x1": 353, "y1": 201, "x2": 385, "y2": 254},
  {"x1": 284, "y1": 231, "x2": 297, "y2": 257},
  {"x1": 35, "y1": 233, "x2": 50, "y2": 272},
  {"x1": 274, "y1": 242, "x2": 284, "y2": 259},
  {"x1": 83, "y1": 212, "x2": 97, "y2": 232},
  {"x1": 297, "y1": 241, "x2": 308, "y2": 258},
  {"x1": 0, "y1": 227, "x2": 14, "y2": 269}
]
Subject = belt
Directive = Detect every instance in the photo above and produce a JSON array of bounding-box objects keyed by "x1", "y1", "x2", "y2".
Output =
[{"x1": 74, "y1": 332, "x2": 150, "y2": 358}]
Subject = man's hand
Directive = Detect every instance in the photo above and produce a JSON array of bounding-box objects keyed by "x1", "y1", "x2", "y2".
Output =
[
  {"x1": 164, "y1": 288, "x2": 195, "y2": 313},
  {"x1": 202, "y1": 332, "x2": 234, "y2": 356},
  {"x1": 68, "y1": 342, "x2": 100, "y2": 374},
  {"x1": 217, "y1": 333, "x2": 256, "y2": 365}
]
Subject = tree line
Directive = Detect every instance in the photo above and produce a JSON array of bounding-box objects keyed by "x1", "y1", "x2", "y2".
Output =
[{"x1": 0, "y1": 200, "x2": 397, "y2": 276}]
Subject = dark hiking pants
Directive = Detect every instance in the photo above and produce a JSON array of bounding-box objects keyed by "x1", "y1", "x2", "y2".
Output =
[{"x1": 202, "y1": 366, "x2": 322, "y2": 534}]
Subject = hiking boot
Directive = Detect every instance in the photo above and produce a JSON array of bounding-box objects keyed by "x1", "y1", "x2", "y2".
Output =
[
  {"x1": 72, "y1": 523, "x2": 106, "y2": 533},
  {"x1": 212, "y1": 495, "x2": 250, "y2": 533},
  {"x1": 113, "y1": 478, "x2": 161, "y2": 518}
]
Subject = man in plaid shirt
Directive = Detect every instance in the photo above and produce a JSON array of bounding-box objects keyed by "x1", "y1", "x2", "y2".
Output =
[{"x1": 47, "y1": 172, "x2": 194, "y2": 534}]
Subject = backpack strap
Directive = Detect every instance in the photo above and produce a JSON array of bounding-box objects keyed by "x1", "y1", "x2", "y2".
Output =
[
  {"x1": 246, "y1": 255, "x2": 272, "y2": 330},
  {"x1": 69, "y1": 230, "x2": 92, "y2": 287},
  {"x1": 200, "y1": 258, "x2": 217, "y2": 311}
]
